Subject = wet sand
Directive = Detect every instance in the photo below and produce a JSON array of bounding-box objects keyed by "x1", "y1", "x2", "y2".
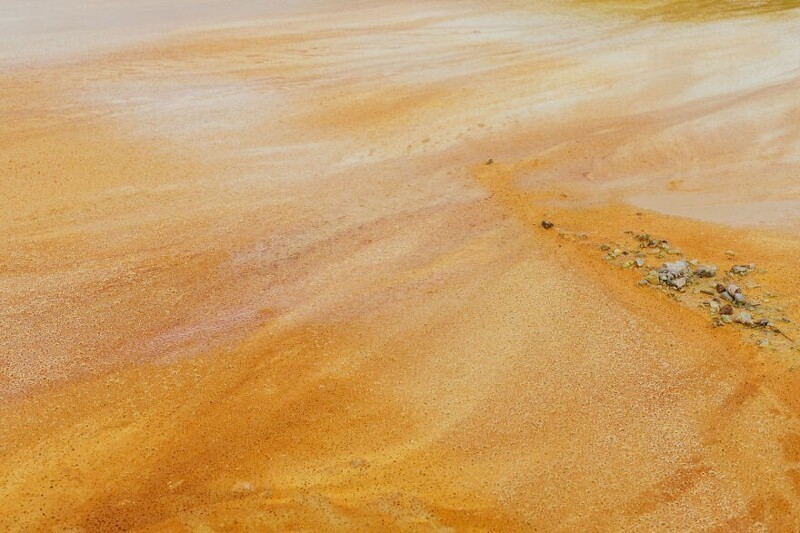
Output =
[{"x1": 2, "y1": 0, "x2": 800, "y2": 529}]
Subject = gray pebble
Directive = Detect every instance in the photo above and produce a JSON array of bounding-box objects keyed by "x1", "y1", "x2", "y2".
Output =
[
  {"x1": 733, "y1": 292, "x2": 746, "y2": 304},
  {"x1": 731, "y1": 264, "x2": 755, "y2": 275},
  {"x1": 720, "y1": 291, "x2": 734, "y2": 302},
  {"x1": 695, "y1": 264, "x2": 717, "y2": 278},
  {"x1": 734, "y1": 311, "x2": 754, "y2": 326}
]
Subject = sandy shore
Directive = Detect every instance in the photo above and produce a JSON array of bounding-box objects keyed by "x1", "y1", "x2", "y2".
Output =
[{"x1": 2, "y1": 0, "x2": 800, "y2": 529}]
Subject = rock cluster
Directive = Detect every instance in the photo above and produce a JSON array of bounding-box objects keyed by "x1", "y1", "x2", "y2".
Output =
[
  {"x1": 716, "y1": 282, "x2": 746, "y2": 304},
  {"x1": 590, "y1": 228, "x2": 792, "y2": 348},
  {"x1": 657, "y1": 260, "x2": 691, "y2": 289}
]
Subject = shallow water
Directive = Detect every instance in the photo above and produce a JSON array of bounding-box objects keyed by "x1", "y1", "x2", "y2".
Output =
[{"x1": 630, "y1": 193, "x2": 800, "y2": 228}]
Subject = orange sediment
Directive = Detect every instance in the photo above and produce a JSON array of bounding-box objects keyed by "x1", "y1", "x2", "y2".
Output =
[{"x1": 2, "y1": 0, "x2": 800, "y2": 529}]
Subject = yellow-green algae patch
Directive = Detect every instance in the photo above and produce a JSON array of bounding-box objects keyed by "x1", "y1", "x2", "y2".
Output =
[{"x1": 573, "y1": 0, "x2": 800, "y2": 20}]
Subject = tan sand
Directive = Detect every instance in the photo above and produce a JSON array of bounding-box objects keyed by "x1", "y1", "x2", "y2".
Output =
[{"x1": 2, "y1": 0, "x2": 800, "y2": 529}]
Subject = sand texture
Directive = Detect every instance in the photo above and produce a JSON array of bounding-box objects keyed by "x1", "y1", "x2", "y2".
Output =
[{"x1": 2, "y1": 0, "x2": 800, "y2": 529}]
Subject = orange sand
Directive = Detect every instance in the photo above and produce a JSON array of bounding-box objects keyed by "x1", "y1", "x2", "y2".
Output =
[{"x1": 2, "y1": 0, "x2": 800, "y2": 529}]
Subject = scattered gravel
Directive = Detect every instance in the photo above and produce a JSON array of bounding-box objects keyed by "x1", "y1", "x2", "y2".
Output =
[{"x1": 595, "y1": 230, "x2": 793, "y2": 345}]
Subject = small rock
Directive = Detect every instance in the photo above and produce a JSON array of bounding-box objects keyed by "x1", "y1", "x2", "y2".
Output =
[
  {"x1": 695, "y1": 265, "x2": 717, "y2": 278},
  {"x1": 634, "y1": 258, "x2": 645, "y2": 268},
  {"x1": 232, "y1": 481, "x2": 254, "y2": 494},
  {"x1": 485, "y1": 159, "x2": 494, "y2": 165},
  {"x1": 757, "y1": 318, "x2": 770, "y2": 327},
  {"x1": 541, "y1": 220, "x2": 554, "y2": 230},
  {"x1": 734, "y1": 311, "x2": 754, "y2": 326},
  {"x1": 350, "y1": 457, "x2": 369, "y2": 468},
  {"x1": 667, "y1": 249, "x2": 682, "y2": 255},
  {"x1": 622, "y1": 260, "x2": 633, "y2": 269},
  {"x1": 600, "y1": 244, "x2": 611, "y2": 251},
  {"x1": 720, "y1": 304, "x2": 733, "y2": 315},
  {"x1": 725, "y1": 250, "x2": 735, "y2": 257},
  {"x1": 672, "y1": 277, "x2": 687, "y2": 289},
  {"x1": 715, "y1": 283, "x2": 726, "y2": 293},
  {"x1": 757, "y1": 338, "x2": 769, "y2": 348},
  {"x1": 733, "y1": 292, "x2": 746, "y2": 304},
  {"x1": 731, "y1": 263, "x2": 755, "y2": 275},
  {"x1": 721, "y1": 315, "x2": 733, "y2": 324},
  {"x1": 709, "y1": 300, "x2": 720, "y2": 312},
  {"x1": 638, "y1": 279, "x2": 649, "y2": 286},
  {"x1": 726, "y1": 283, "x2": 740, "y2": 295},
  {"x1": 720, "y1": 291, "x2": 734, "y2": 302}
]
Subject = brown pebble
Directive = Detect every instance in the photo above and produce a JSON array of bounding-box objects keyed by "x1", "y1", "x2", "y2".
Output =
[
  {"x1": 715, "y1": 283, "x2": 726, "y2": 294},
  {"x1": 720, "y1": 304, "x2": 733, "y2": 315},
  {"x1": 485, "y1": 158, "x2": 493, "y2": 165},
  {"x1": 541, "y1": 220, "x2": 554, "y2": 230}
]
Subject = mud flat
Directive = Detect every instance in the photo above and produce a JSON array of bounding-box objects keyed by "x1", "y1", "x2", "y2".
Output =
[{"x1": 2, "y1": 0, "x2": 800, "y2": 529}]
